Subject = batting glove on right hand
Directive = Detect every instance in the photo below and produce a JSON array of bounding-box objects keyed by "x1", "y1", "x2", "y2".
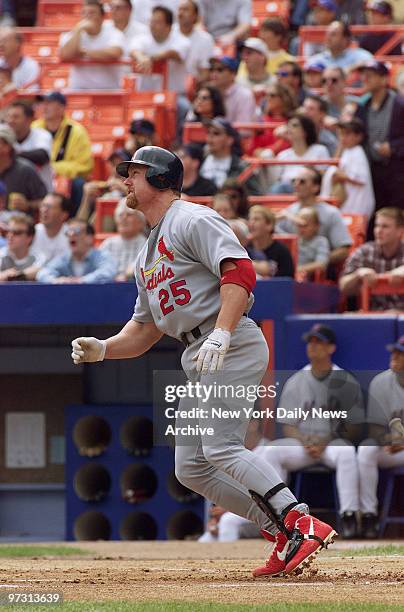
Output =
[
  {"x1": 71, "y1": 337, "x2": 106, "y2": 365},
  {"x1": 193, "y1": 328, "x2": 231, "y2": 374}
]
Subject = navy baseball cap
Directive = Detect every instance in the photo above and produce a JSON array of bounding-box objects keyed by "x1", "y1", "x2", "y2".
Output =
[
  {"x1": 358, "y1": 60, "x2": 390, "y2": 76},
  {"x1": 210, "y1": 56, "x2": 239, "y2": 73},
  {"x1": 129, "y1": 119, "x2": 155, "y2": 136},
  {"x1": 44, "y1": 91, "x2": 67, "y2": 105},
  {"x1": 315, "y1": 0, "x2": 338, "y2": 12},
  {"x1": 386, "y1": 336, "x2": 404, "y2": 353},
  {"x1": 368, "y1": 1, "x2": 393, "y2": 16},
  {"x1": 304, "y1": 60, "x2": 327, "y2": 73},
  {"x1": 302, "y1": 324, "x2": 336, "y2": 344}
]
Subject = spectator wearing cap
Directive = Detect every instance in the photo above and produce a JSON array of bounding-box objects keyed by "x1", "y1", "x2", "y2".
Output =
[
  {"x1": 32, "y1": 92, "x2": 94, "y2": 192},
  {"x1": 76, "y1": 148, "x2": 130, "y2": 228},
  {"x1": 321, "y1": 118, "x2": 375, "y2": 218},
  {"x1": 357, "y1": 337, "x2": 404, "y2": 539},
  {"x1": 99, "y1": 198, "x2": 146, "y2": 281},
  {"x1": 236, "y1": 38, "x2": 272, "y2": 92},
  {"x1": 276, "y1": 61, "x2": 308, "y2": 107},
  {"x1": 31, "y1": 193, "x2": 72, "y2": 265},
  {"x1": 360, "y1": 2, "x2": 401, "y2": 56},
  {"x1": 257, "y1": 19, "x2": 293, "y2": 76},
  {"x1": 0, "y1": 212, "x2": 44, "y2": 281},
  {"x1": 124, "y1": 119, "x2": 155, "y2": 158},
  {"x1": 276, "y1": 166, "x2": 352, "y2": 265},
  {"x1": 356, "y1": 61, "x2": 404, "y2": 211},
  {"x1": 299, "y1": 0, "x2": 338, "y2": 57},
  {"x1": 174, "y1": 0, "x2": 215, "y2": 84},
  {"x1": 301, "y1": 94, "x2": 338, "y2": 156},
  {"x1": 59, "y1": 0, "x2": 125, "y2": 90},
  {"x1": 0, "y1": 27, "x2": 40, "y2": 90},
  {"x1": 198, "y1": 0, "x2": 251, "y2": 47},
  {"x1": 176, "y1": 144, "x2": 217, "y2": 197},
  {"x1": 246, "y1": 206, "x2": 294, "y2": 278},
  {"x1": 200, "y1": 117, "x2": 262, "y2": 194},
  {"x1": 209, "y1": 56, "x2": 256, "y2": 123},
  {"x1": 6, "y1": 100, "x2": 53, "y2": 191},
  {"x1": 322, "y1": 66, "x2": 359, "y2": 121},
  {"x1": 303, "y1": 61, "x2": 326, "y2": 90},
  {"x1": 37, "y1": 217, "x2": 117, "y2": 284},
  {"x1": 310, "y1": 22, "x2": 373, "y2": 73},
  {"x1": 0, "y1": 124, "x2": 47, "y2": 214},
  {"x1": 339, "y1": 207, "x2": 404, "y2": 310},
  {"x1": 185, "y1": 84, "x2": 226, "y2": 122}
]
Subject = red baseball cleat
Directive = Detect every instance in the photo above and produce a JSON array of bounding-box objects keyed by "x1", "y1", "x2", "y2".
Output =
[
  {"x1": 283, "y1": 510, "x2": 337, "y2": 575},
  {"x1": 252, "y1": 529, "x2": 290, "y2": 577}
]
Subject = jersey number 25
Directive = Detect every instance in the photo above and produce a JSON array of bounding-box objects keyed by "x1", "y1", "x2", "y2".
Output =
[{"x1": 159, "y1": 280, "x2": 191, "y2": 316}]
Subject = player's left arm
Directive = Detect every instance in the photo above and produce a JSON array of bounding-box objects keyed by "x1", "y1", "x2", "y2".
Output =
[{"x1": 215, "y1": 260, "x2": 250, "y2": 332}]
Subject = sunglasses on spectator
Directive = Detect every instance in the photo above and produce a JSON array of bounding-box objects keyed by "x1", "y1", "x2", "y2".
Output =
[
  {"x1": 210, "y1": 66, "x2": 226, "y2": 73},
  {"x1": 267, "y1": 92, "x2": 280, "y2": 98},
  {"x1": 288, "y1": 121, "x2": 301, "y2": 128},
  {"x1": 277, "y1": 70, "x2": 293, "y2": 77},
  {"x1": 7, "y1": 229, "x2": 27, "y2": 236},
  {"x1": 292, "y1": 178, "x2": 308, "y2": 185},
  {"x1": 65, "y1": 226, "x2": 83, "y2": 236},
  {"x1": 322, "y1": 77, "x2": 339, "y2": 85},
  {"x1": 209, "y1": 129, "x2": 225, "y2": 136},
  {"x1": 196, "y1": 94, "x2": 211, "y2": 100}
]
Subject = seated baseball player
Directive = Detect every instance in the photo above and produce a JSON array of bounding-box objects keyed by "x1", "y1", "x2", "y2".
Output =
[
  {"x1": 264, "y1": 324, "x2": 364, "y2": 539},
  {"x1": 357, "y1": 336, "x2": 404, "y2": 538}
]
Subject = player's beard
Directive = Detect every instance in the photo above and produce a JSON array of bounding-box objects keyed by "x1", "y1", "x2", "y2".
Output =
[{"x1": 126, "y1": 191, "x2": 139, "y2": 210}]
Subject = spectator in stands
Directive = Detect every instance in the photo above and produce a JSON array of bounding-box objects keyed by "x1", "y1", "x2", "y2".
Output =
[
  {"x1": 185, "y1": 85, "x2": 226, "y2": 123},
  {"x1": 360, "y1": 1, "x2": 401, "y2": 56},
  {"x1": 99, "y1": 199, "x2": 146, "y2": 281},
  {"x1": 0, "y1": 124, "x2": 47, "y2": 214},
  {"x1": 59, "y1": 0, "x2": 125, "y2": 90},
  {"x1": 219, "y1": 178, "x2": 249, "y2": 218},
  {"x1": 266, "y1": 323, "x2": 363, "y2": 539},
  {"x1": 275, "y1": 61, "x2": 307, "y2": 106},
  {"x1": 213, "y1": 193, "x2": 248, "y2": 229},
  {"x1": 129, "y1": 6, "x2": 191, "y2": 131},
  {"x1": 124, "y1": 119, "x2": 156, "y2": 158},
  {"x1": 228, "y1": 218, "x2": 249, "y2": 246},
  {"x1": 297, "y1": 0, "x2": 338, "y2": 57},
  {"x1": 246, "y1": 206, "x2": 294, "y2": 278},
  {"x1": 310, "y1": 22, "x2": 373, "y2": 73},
  {"x1": 276, "y1": 166, "x2": 352, "y2": 264},
  {"x1": 0, "y1": 212, "x2": 42, "y2": 281},
  {"x1": 30, "y1": 193, "x2": 72, "y2": 265},
  {"x1": 356, "y1": 61, "x2": 404, "y2": 211},
  {"x1": 199, "y1": 117, "x2": 262, "y2": 194},
  {"x1": 321, "y1": 118, "x2": 375, "y2": 219},
  {"x1": 32, "y1": 92, "x2": 94, "y2": 209},
  {"x1": 322, "y1": 66, "x2": 358, "y2": 121},
  {"x1": 336, "y1": 0, "x2": 366, "y2": 24},
  {"x1": 396, "y1": 71, "x2": 404, "y2": 98},
  {"x1": 176, "y1": 143, "x2": 217, "y2": 197},
  {"x1": 257, "y1": 19, "x2": 293, "y2": 76},
  {"x1": 301, "y1": 94, "x2": 338, "y2": 155},
  {"x1": 37, "y1": 218, "x2": 117, "y2": 284},
  {"x1": 265, "y1": 115, "x2": 329, "y2": 194},
  {"x1": 358, "y1": 337, "x2": 404, "y2": 539},
  {"x1": 107, "y1": 0, "x2": 148, "y2": 46},
  {"x1": 339, "y1": 207, "x2": 404, "y2": 310},
  {"x1": 0, "y1": 65, "x2": 16, "y2": 101},
  {"x1": 0, "y1": 1, "x2": 15, "y2": 27},
  {"x1": 303, "y1": 61, "x2": 326, "y2": 90},
  {"x1": 248, "y1": 83, "x2": 295, "y2": 156},
  {"x1": 237, "y1": 38, "x2": 272, "y2": 93},
  {"x1": 198, "y1": 0, "x2": 251, "y2": 47},
  {"x1": 6, "y1": 101, "x2": 53, "y2": 192},
  {"x1": 0, "y1": 27, "x2": 40, "y2": 89},
  {"x1": 208, "y1": 56, "x2": 257, "y2": 123},
  {"x1": 175, "y1": 0, "x2": 215, "y2": 84},
  {"x1": 296, "y1": 208, "x2": 330, "y2": 277}
]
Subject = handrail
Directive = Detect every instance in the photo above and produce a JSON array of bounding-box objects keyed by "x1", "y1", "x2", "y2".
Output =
[
  {"x1": 360, "y1": 273, "x2": 404, "y2": 312},
  {"x1": 299, "y1": 25, "x2": 404, "y2": 56}
]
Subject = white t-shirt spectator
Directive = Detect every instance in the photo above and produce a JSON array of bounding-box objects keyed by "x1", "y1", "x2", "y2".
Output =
[
  {"x1": 104, "y1": 18, "x2": 149, "y2": 56},
  {"x1": 198, "y1": 0, "x2": 252, "y2": 39},
  {"x1": 60, "y1": 23, "x2": 125, "y2": 90},
  {"x1": 30, "y1": 223, "x2": 70, "y2": 264},
  {"x1": 0, "y1": 56, "x2": 40, "y2": 90},
  {"x1": 200, "y1": 155, "x2": 232, "y2": 188},
  {"x1": 131, "y1": 0, "x2": 181, "y2": 25},
  {"x1": 129, "y1": 28, "x2": 190, "y2": 93},
  {"x1": 273, "y1": 144, "x2": 330, "y2": 184},
  {"x1": 14, "y1": 127, "x2": 53, "y2": 192},
  {"x1": 99, "y1": 233, "x2": 146, "y2": 276},
  {"x1": 321, "y1": 145, "x2": 375, "y2": 218},
  {"x1": 172, "y1": 23, "x2": 215, "y2": 78}
]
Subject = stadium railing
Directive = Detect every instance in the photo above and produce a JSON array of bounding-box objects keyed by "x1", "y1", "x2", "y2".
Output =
[{"x1": 360, "y1": 274, "x2": 404, "y2": 312}]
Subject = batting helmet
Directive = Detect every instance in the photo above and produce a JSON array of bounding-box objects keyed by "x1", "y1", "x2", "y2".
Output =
[{"x1": 116, "y1": 146, "x2": 183, "y2": 191}]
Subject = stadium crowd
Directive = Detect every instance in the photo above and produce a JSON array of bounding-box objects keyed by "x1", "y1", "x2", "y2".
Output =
[{"x1": 0, "y1": 0, "x2": 403, "y2": 307}]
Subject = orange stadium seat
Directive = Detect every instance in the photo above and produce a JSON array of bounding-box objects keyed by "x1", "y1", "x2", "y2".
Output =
[
  {"x1": 18, "y1": 27, "x2": 63, "y2": 62},
  {"x1": 40, "y1": 64, "x2": 70, "y2": 90},
  {"x1": 342, "y1": 214, "x2": 367, "y2": 252},
  {"x1": 95, "y1": 198, "x2": 119, "y2": 234},
  {"x1": 37, "y1": 0, "x2": 83, "y2": 27},
  {"x1": 126, "y1": 91, "x2": 177, "y2": 148},
  {"x1": 252, "y1": 0, "x2": 290, "y2": 24}
]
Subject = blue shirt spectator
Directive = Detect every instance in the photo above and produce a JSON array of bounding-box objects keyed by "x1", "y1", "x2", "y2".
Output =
[{"x1": 310, "y1": 22, "x2": 372, "y2": 73}]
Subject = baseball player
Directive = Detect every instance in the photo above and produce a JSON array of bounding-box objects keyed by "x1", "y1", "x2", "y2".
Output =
[
  {"x1": 71, "y1": 146, "x2": 336, "y2": 577},
  {"x1": 358, "y1": 336, "x2": 404, "y2": 538},
  {"x1": 263, "y1": 324, "x2": 364, "y2": 539}
]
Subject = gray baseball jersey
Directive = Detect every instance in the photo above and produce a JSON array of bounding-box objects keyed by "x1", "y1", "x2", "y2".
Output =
[
  {"x1": 367, "y1": 369, "x2": 404, "y2": 427},
  {"x1": 277, "y1": 364, "x2": 364, "y2": 437},
  {"x1": 132, "y1": 199, "x2": 253, "y2": 339}
]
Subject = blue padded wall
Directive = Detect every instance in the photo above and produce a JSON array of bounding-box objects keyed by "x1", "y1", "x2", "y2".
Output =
[{"x1": 65, "y1": 404, "x2": 204, "y2": 541}]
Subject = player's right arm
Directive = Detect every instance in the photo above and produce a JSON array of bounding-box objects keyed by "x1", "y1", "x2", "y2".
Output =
[{"x1": 71, "y1": 320, "x2": 163, "y2": 364}]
